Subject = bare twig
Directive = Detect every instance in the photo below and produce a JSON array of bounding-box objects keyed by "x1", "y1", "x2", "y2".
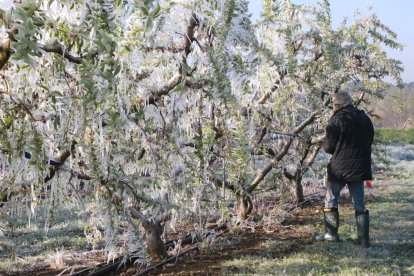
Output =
[
  {"x1": 0, "y1": 91, "x2": 38, "y2": 121},
  {"x1": 66, "y1": 174, "x2": 87, "y2": 216}
]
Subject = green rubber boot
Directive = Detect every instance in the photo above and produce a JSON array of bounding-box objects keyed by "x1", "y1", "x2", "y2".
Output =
[
  {"x1": 322, "y1": 207, "x2": 340, "y2": 241},
  {"x1": 356, "y1": 210, "x2": 370, "y2": 248}
]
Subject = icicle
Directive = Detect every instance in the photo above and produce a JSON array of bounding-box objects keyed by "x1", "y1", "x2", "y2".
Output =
[
  {"x1": 30, "y1": 188, "x2": 36, "y2": 216},
  {"x1": 59, "y1": 101, "x2": 65, "y2": 140},
  {"x1": 98, "y1": 114, "x2": 105, "y2": 163},
  {"x1": 73, "y1": 106, "x2": 79, "y2": 136}
]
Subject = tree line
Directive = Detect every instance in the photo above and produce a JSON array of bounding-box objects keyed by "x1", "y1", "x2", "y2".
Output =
[{"x1": 373, "y1": 82, "x2": 414, "y2": 129}]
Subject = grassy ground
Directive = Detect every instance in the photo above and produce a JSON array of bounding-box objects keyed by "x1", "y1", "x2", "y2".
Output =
[
  {"x1": 151, "y1": 144, "x2": 414, "y2": 275},
  {"x1": 1, "y1": 144, "x2": 414, "y2": 275},
  {"x1": 0, "y1": 206, "x2": 105, "y2": 275},
  {"x1": 375, "y1": 128, "x2": 414, "y2": 144},
  {"x1": 216, "y1": 176, "x2": 414, "y2": 275}
]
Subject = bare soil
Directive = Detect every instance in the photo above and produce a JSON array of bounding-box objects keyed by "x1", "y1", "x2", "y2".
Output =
[{"x1": 128, "y1": 198, "x2": 324, "y2": 276}]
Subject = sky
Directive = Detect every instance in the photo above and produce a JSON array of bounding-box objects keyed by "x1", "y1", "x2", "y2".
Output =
[
  {"x1": 248, "y1": 0, "x2": 414, "y2": 84},
  {"x1": 0, "y1": 0, "x2": 10, "y2": 10}
]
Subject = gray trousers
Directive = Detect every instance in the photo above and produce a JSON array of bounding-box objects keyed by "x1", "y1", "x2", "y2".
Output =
[{"x1": 324, "y1": 181, "x2": 365, "y2": 212}]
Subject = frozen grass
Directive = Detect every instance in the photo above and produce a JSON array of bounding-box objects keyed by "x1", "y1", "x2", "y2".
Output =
[
  {"x1": 378, "y1": 144, "x2": 414, "y2": 164},
  {"x1": 219, "y1": 172, "x2": 414, "y2": 275},
  {"x1": 374, "y1": 144, "x2": 414, "y2": 179},
  {"x1": 0, "y1": 206, "x2": 97, "y2": 274},
  {"x1": 218, "y1": 142, "x2": 414, "y2": 275},
  {"x1": 1, "y1": 143, "x2": 413, "y2": 274}
]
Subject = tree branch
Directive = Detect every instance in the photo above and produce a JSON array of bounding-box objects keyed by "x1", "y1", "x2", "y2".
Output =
[
  {"x1": 306, "y1": 144, "x2": 321, "y2": 167},
  {"x1": 7, "y1": 27, "x2": 96, "y2": 65},
  {"x1": 144, "y1": 13, "x2": 199, "y2": 55},
  {"x1": 60, "y1": 165, "x2": 92, "y2": 180},
  {"x1": 355, "y1": 91, "x2": 366, "y2": 106},
  {"x1": 41, "y1": 42, "x2": 83, "y2": 64},
  {"x1": 144, "y1": 14, "x2": 200, "y2": 105},
  {"x1": 0, "y1": 91, "x2": 38, "y2": 121},
  {"x1": 246, "y1": 111, "x2": 318, "y2": 193},
  {"x1": 150, "y1": 72, "x2": 182, "y2": 98},
  {"x1": 211, "y1": 174, "x2": 238, "y2": 194},
  {"x1": 283, "y1": 168, "x2": 295, "y2": 180},
  {"x1": 129, "y1": 206, "x2": 151, "y2": 230}
]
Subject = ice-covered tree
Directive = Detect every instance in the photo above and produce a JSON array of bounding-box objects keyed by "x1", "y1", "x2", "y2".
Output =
[{"x1": 0, "y1": 0, "x2": 403, "y2": 263}]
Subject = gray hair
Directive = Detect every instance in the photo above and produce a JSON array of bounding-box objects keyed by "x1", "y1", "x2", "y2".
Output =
[{"x1": 333, "y1": 91, "x2": 353, "y2": 106}]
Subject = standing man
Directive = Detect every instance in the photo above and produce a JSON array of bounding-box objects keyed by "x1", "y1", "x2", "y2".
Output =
[{"x1": 320, "y1": 91, "x2": 374, "y2": 247}]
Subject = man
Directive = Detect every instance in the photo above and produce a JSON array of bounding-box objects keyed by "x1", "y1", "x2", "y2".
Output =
[{"x1": 320, "y1": 91, "x2": 374, "y2": 247}]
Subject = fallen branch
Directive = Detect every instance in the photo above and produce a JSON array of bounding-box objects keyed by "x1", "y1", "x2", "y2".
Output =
[
  {"x1": 71, "y1": 234, "x2": 197, "y2": 276},
  {"x1": 137, "y1": 246, "x2": 199, "y2": 276}
]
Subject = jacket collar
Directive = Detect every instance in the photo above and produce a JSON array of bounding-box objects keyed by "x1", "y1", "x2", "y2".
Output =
[{"x1": 332, "y1": 104, "x2": 356, "y2": 116}]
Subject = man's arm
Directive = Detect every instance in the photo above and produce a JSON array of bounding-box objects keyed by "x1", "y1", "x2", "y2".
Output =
[
  {"x1": 323, "y1": 120, "x2": 340, "y2": 154},
  {"x1": 367, "y1": 116, "x2": 374, "y2": 145}
]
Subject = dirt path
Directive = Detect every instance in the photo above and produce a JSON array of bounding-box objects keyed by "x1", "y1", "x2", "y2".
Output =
[{"x1": 132, "y1": 198, "x2": 323, "y2": 275}]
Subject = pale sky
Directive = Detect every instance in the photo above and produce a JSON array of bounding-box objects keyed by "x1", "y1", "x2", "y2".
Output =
[
  {"x1": 248, "y1": 0, "x2": 414, "y2": 84},
  {"x1": 0, "y1": 0, "x2": 11, "y2": 10}
]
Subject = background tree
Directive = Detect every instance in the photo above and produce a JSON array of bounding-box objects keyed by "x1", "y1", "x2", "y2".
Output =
[{"x1": 373, "y1": 83, "x2": 414, "y2": 129}]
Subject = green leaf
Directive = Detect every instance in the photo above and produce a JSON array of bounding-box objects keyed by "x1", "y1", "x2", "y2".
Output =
[
  {"x1": 5, "y1": 116, "x2": 12, "y2": 128},
  {"x1": 145, "y1": 18, "x2": 153, "y2": 31},
  {"x1": 53, "y1": 115, "x2": 60, "y2": 130},
  {"x1": 141, "y1": 7, "x2": 149, "y2": 16},
  {"x1": 51, "y1": 90, "x2": 63, "y2": 96},
  {"x1": 151, "y1": 4, "x2": 161, "y2": 18},
  {"x1": 113, "y1": 64, "x2": 121, "y2": 75},
  {"x1": 0, "y1": 9, "x2": 5, "y2": 23},
  {"x1": 47, "y1": 0, "x2": 55, "y2": 8},
  {"x1": 26, "y1": 17, "x2": 34, "y2": 30},
  {"x1": 173, "y1": 84, "x2": 185, "y2": 93},
  {"x1": 40, "y1": 85, "x2": 50, "y2": 92}
]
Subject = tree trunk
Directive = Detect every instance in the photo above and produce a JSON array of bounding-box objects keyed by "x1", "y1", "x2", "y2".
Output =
[
  {"x1": 129, "y1": 207, "x2": 167, "y2": 262},
  {"x1": 144, "y1": 221, "x2": 168, "y2": 263},
  {"x1": 236, "y1": 195, "x2": 253, "y2": 220},
  {"x1": 285, "y1": 169, "x2": 305, "y2": 204},
  {"x1": 290, "y1": 171, "x2": 305, "y2": 204}
]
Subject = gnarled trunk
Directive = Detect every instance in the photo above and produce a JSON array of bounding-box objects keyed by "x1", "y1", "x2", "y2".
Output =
[
  {"x1": 284, "y1": 168, "x2": 305, "y2": 204},
  {"x1": 130, "y1": 207, "x2": 168, "y2": 262},
  {"x1": 143, "y1": 221, "x2": 167, "y2": 263},
  {"x1": 288, "y1": 171, "x2": 305, "y2": 204},
  {"x1": 236, "y1": 195, "x2": 253, "y2": 220}
]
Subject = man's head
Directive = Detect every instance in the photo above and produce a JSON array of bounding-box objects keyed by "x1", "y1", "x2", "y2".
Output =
[{"x1": 333, "y1": 91, "x2": 353, "y2": 112}]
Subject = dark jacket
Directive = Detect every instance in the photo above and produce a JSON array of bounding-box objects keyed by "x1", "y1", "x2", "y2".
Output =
[{"x1": 323, "y1": 104, "x2": 374, "y2": 182}]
